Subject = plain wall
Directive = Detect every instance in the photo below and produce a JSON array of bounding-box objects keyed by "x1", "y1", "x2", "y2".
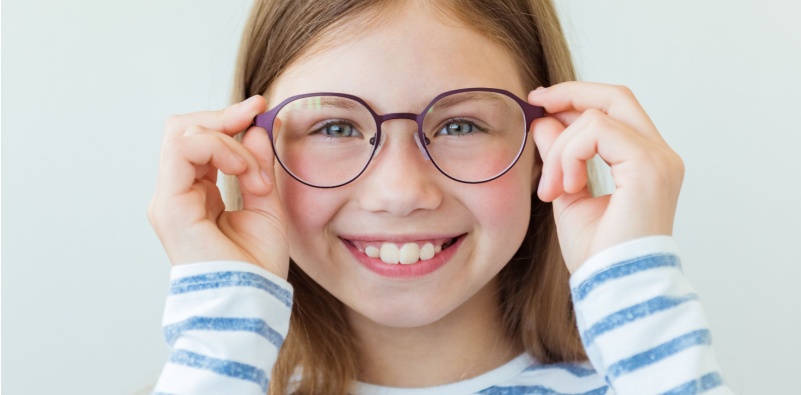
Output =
[{"x1": 2, "y1": 1, "x2": 799, "y2": 393}]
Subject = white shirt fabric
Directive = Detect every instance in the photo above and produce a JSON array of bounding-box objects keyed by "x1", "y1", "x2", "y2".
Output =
[{"x1": 153, "y1": 236, "x2": 733, "y2": 394}]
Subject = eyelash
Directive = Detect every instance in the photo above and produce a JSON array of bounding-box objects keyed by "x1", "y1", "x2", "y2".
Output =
[
  {"x1": 312, "y1": 119, "x2": 361, "y2": 138},
  {"x1": 309, "y1": 117, "x2": 485, "y2": 140},
  {"x1": 435, "y1": 117, "x2": 485, "y2": 136}
]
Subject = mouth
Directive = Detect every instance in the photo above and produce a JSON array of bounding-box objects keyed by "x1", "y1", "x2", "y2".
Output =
[{"x1": 340, "y1": 234, "x2": 466, "y2": 277}]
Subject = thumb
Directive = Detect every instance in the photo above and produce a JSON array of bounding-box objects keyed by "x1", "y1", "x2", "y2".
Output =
[
  {"x1": 532, "y1": 116, "x2": 566, "y2": 202},
  {"x1": 240, "y1": 125, "x2": 278, "y2": 205},
  {"x1": 232, "y1": 123, "x2": 289, "y2": 277}
]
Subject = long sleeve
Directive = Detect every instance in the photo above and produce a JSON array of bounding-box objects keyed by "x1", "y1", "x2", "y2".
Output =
[
  {"x1": 570, "y1": 236, "x2": 733, "y2": 394},
  {"x1": 153, "y1": 261, "x2": 293, "y2": 395}
]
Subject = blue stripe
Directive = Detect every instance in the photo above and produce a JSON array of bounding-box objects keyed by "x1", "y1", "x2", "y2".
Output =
[
  {"x1": 607, "y1": 329, "x2": 712, "y2": 380},
  {"x1": 478, "y1": 385, "x2": 608, "y2": 395},
  {"x1": 163, "y1": 317, "x2": 285, "y2": 349},
  {"x1": 661, "y1": 372, "x2": 723, "y2": 394},
  {"x1": 523, "y1": 362, "x2": 597, "y2": 377},
  {"x1": 572, "y1": 254, "x2": 680, "y2": 302},
  {"x1": 582, "y1": 294, "x2": 699, "y2": 347},
  {"x1": 170, "y1": 271, "x2": 292, "y2": 308},
  {"x1": 169, "y1": 349, "x2": 269, "y2": 392}
]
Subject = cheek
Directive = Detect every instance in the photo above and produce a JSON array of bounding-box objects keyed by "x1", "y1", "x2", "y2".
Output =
[
  {"x1": 476, "y1": 148, "x2": 534, "y2": 221},
  {"x1": 474, "y1": 175, "x2": 531, "y2": 237},
  {"x1": 278, "y1": 174, "x2": 317, "y2": 227},
  {"x1": 466, "y1": 149, "x2": 535, "y2": 258},
  {"x1": 275, "y1": 172, "x2": 337, "y2": 260}
]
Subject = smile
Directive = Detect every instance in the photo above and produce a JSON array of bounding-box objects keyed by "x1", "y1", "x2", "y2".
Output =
[
  {"x1": 348, "y1": 237, "x2": 459, "y2": 265},
  {"x1": 341, "y1": 234, "x2": 466, "y2": 278}
]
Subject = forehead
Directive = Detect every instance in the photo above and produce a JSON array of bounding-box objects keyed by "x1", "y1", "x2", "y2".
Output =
[{"x1": 269, "y1": 1, "x2": 527, "y2": 113}]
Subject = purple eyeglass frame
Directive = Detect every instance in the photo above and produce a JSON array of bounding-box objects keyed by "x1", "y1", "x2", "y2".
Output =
[{"x1": 252, "y1": 87, "x2": 544, "y2": 188}]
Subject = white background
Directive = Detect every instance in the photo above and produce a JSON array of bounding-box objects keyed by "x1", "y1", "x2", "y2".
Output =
[{"x1": 2, "y1": 1, "x2": 799, "y2": 394}]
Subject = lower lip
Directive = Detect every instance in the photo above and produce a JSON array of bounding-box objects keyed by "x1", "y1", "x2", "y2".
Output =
[{"x1": 343, "y1": 236, "x2": 464, "y2": 279}]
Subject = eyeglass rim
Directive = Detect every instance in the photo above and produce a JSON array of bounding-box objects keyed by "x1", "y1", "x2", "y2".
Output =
[{"x1": 252, "y1": 87, "x2": 545, "y2": 188}]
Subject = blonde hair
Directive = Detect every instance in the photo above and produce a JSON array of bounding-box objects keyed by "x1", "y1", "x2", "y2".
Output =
[{"x1": 226, "y1": 1, "x2": 586, "y2": 393}]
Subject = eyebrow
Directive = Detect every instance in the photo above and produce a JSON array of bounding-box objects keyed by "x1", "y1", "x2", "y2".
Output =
[
  {"x1": 428, "y1": 92, "x2": 512, "y2": 112},
  {"x1": 288, "y1": 96, "x2": 365, "y2": 111},
  {"x1": 287, "y1": 92, "x2": 513, "y2": 114}
]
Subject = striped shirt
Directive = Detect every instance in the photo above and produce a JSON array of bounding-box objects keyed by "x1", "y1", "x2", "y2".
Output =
[{"x1": 154, "y1": 236, "x2": 733, "y2": 394}]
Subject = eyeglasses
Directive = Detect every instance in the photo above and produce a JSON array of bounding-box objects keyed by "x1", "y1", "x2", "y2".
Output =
[{"x1": 253, "y1": 87, "x2": 544, "y2": 188}]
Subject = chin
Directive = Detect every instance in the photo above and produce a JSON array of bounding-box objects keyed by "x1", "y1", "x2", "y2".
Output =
[{"x1": 348, "y1": 294, "x2": 456, "y2": 329}]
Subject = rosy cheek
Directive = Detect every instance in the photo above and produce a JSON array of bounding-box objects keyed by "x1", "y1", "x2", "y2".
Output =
[
  {"x1": 276, "y1": 173, "x2": 327, "y2": 242},
  {"x1": 463, "y1": 155, "x2": 535, "y2": 248},
  {"x1": 276, "y1": 171, "x2": 353, "y2": 267},
  {"x1": 481, "y1": 177, "x2": 530, "y2": 223}
]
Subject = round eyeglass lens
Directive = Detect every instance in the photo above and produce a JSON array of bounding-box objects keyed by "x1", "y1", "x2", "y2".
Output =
[
  {"x1": 271, "y1": 95, "x2": 377, "y2": 187},
  {"x1": 421, "y1": 91, "x2": 527, "y2": 183}
]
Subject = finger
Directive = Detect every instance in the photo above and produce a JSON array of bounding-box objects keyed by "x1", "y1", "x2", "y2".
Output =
[
  {"x1": 196, "y1": 125, "x2": 273, "y2": 198},
  {"x1": 193, "y1": 163, "x2": 218, "y2": 184},
  {"x1": 164, "y1": 95, "x2": 268, "y2": 139},
  {"x1": 547, "y1": 109, "x2": 582, "y2": 127},
  {"x1": 528, "y1": 82, "x2": 659, "y2": 141},
  {"x1": 537, "y1": 109, "x2": 639, "y2": 200},
  {"x1": 557, "y1": 110, "x2": 650, "y2": 194},
  {"x1": 182, "y1": 126, "x2": 233, "y2": 185},
  {"x1": 191, "y1": 178, "x2": 226, "y2": 222},
  {"x1": 237, "y1": 124, "x2": 288, "y2": 273},
  {"x1": 531, "y1": 116, "x2": 567, "y2": 202},
  {"x1": 159, "y1": 129, "x2": 259, "y2": 196},
  {"x1": 239, "y1": 124, "x2": 276, "y2": 200}
]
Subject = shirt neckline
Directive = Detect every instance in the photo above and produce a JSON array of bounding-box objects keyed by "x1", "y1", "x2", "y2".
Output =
[{"x1": 349, "y1": 353, "x2": 538, "y2": 395}]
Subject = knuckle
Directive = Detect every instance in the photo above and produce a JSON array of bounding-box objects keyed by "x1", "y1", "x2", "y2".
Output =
[
  {"x1": 648, "y1": 149, "x2": 684, "y2": 182},
  {"x1": 613, "y1": 84, "x2": 635, "y2": 99},
  {"x1": 584, "y1": 108, "x2": 605, "y2": 118},
  {"x1": 184, "y1": 124, "x2": 207, "y2": 137},
  {"x1": 164, "y1": 115, "x2": 183, "y2": 133},
  {"x1": 219, "y1": 106, "x2": 233, "y2": 120},
  {"x1": 147, "y1": 201, "x2": 155, "y2": 223},
  {"x1": 670, "y1": 151, "x2": 686, "y2": 180},
  {"x1": 161, "y1": 135, "x2": 185, "y2": 157},
  {"x1": 581, "y1": 108, "x2": 607, "y2": 126},
  {"x1": 147, "y1": 197, "x2": 162, "y2": 228}
]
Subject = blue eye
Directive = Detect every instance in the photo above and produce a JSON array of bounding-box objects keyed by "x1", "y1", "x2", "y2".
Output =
[
  {"x1": 317, "y1": 121, "x2": 361, "y2": 138},
  {"x1": 438, "y1": 120, "x2": 481, "y2": 136}
]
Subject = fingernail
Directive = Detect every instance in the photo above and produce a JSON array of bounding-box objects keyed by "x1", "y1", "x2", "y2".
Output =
[{"x1": 532, "y1": 86, "x2": 548, "y2": 94}]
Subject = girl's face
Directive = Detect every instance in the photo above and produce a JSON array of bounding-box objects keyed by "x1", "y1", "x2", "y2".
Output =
[{"x1": 269, "y1": 3, "x2": 537, "y2": 329}]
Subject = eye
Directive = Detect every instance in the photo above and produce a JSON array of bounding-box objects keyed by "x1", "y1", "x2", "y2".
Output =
[
  {"x1": 315, "y1": 121, "x2": 362, "y2": 138},
  {"x1": 436, "y1": 119, "x2": 482, "y2": 136}
]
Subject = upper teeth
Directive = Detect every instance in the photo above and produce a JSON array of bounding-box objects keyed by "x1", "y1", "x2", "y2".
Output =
[{"x1": 365, "y1": 242, "x2": 443, "y2": 265}]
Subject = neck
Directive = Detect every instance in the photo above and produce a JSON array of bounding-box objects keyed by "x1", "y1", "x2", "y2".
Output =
[{"x1": 348, "y1": 277, "x2": 523, "y2": 387}]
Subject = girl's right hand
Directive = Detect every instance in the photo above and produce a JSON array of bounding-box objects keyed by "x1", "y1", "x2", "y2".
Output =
[{"x1": 148, "y1": 96, "x2": 290, "y2": 279}]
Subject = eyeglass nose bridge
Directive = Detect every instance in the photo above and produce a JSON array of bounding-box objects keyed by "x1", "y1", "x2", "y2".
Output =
[{"x1": 370, "y1": 112, "x2": 431, "y2": 160}]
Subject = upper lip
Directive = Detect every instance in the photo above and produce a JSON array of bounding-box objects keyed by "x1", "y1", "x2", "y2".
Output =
[{"x1": 339, "y1": 233, "x2": 464, "y2": 243}]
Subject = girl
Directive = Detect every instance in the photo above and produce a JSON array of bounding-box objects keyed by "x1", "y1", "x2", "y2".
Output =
[{"x1": 149, "y1": 0, "x2": 732, "y2": 393}]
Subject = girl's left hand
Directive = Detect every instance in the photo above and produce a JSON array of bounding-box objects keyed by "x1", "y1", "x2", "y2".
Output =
[{"x1": 528, "y1": 82, "x2": 684, "y2": 273}]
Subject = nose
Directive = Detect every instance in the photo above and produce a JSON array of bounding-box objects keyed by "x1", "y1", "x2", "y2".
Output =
[{"x1": 356, "y1": 119, "x2": 443, "y2": 216}]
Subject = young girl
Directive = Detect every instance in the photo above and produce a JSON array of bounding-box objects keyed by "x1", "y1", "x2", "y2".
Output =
[{"x1": 149, "y1": 0, "x2": 732, "y2": 393}]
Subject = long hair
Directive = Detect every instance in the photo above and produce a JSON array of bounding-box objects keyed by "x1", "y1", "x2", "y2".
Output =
[{"x1": 226, "y1": 1, "x2": 586, "y2": 393}]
